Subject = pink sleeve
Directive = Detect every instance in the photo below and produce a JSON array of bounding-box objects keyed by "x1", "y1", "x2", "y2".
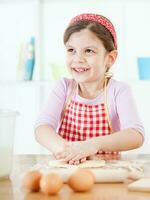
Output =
[
  {"x1": 115, "y1": 83, "x2": 145, "y2": 136},
  {"x1": 34, "y1": 78, "x2": 69, "y2": 129}
]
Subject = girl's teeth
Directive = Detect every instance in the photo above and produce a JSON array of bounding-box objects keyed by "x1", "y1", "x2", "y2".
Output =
[{"x1": 74, "y1": 68, "x2": 88, "y2": 72}]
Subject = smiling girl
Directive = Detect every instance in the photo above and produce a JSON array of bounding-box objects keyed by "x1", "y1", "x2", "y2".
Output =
[{"x1": 34, "y1": 13, "x2": 144, "y2": 165}]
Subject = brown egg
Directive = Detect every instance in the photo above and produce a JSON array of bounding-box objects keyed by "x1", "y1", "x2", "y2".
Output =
[
  {"x1": 23, "y1": 170, "x2": 42, "y2": 192},
  {"x1": 40, "y1": 173, "x2": 63, "y2": 195},
  {"x1": 68, "y1": 169, "x2": 95, "y2": 192}
]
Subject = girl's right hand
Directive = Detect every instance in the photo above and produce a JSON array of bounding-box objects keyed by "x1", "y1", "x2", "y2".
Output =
[
  {"x1": 53, "y1": 141, "x2": 70, "y2": 159},
  {"x1": 55, "y1": 139, "x2": 99, "y2": 163},
  {"x1": 54, "y1": 142, "x2": 87, "y2": 165},
  {"x1": 68, "y1": 157, "x2": 87, "y2": 165}
]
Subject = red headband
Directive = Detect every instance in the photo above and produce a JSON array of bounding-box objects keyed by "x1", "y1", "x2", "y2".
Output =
[{"x1": 70, "y1": 13, "x2": 117, "y2": 49}]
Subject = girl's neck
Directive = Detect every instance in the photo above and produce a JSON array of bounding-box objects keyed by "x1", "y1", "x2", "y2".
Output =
[{"x1": 77, "y1": 79, "x2": 105, "y2": 99}]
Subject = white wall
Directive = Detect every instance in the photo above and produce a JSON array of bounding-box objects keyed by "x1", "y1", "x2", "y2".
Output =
[
  {"x1": 0, "y1": 0, "x2": 41, "y2": 81},
  {"x1": 124, "y1": 0, "x2": 150, "y2": 80},
  {"x1": 0, "y1": 81, "x2": 53, "y2": 154}
]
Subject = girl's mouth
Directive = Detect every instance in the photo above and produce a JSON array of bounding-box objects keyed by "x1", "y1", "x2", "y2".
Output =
[{"x1": 72, "y1": 67, "x2": 90, "y2": 73}]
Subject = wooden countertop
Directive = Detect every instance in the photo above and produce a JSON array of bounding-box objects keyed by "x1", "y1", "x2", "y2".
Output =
[{"x1": 1, "y1": 154, "x2": 150, "y2": 200}]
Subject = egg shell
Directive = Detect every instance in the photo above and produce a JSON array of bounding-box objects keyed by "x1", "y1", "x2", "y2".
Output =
[
  {"x1": 23, "y1": 170, "x2": 42, "y2": 192},
  {"x1": 68, "y1": 169, "x2": 95, "y2": 192},
  {"x1": 40, "y1": 172, "x2": 63, "y2": 195}
]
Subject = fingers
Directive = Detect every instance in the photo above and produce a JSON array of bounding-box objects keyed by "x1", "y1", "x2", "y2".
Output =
[
  {"x1": 69, "y1": 157, "x2": 87, "y2": 165},
  {"x1": 68, "y1": 156, "x2": 87, "y2": 165},
  {"x1": 68, "y1": 160, "x2": 80, "y2": 165},
  {"x1": 80, "y1": 157, "x2": 87, "y2": 163},
  {"x1": 63, "y1": 153, "x2": 76, "y2": 163},
  {"x1": 59, "y1": 145, "x2": 81, "y2": 162},
  {"x1": 55, "y1": 149, "x2": 78, "y2": 162},
  {"x1": 54, "y1": 142, "x2": 88, "y2": 165}
]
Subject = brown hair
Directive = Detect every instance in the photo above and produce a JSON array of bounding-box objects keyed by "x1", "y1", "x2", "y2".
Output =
[{"x1": 63, "y1": 20, "x2": 115, "y2": 52}]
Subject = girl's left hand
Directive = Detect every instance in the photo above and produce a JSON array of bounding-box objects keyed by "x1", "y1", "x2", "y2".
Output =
[{"x1": 55, "y1": 138, "x2": 99, "y2": 164}]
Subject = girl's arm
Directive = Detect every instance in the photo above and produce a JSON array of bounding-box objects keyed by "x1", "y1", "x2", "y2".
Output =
[
  {"x1": 114, "y1": 82, "x2": 145, "y2": 140},
  {"x1": 95, "y1": 82, "x2": 144, "y2": 152},
  {"x1": 55, "y1": 128, "x2": 143, "y2": 164},
  {"x1": 35, "y1": 125, "x2": 68, "y2": 155},
  {"x1": 34, "y1": 78, "x2": 70, "y2": 155},
  {"x1": 94, "y1": 128, "x2": 143, "y2": 152}
]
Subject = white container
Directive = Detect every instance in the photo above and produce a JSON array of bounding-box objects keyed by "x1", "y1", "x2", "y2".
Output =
[{"x1": 0, "y1": 110, "x2": 19, "y2": 179}]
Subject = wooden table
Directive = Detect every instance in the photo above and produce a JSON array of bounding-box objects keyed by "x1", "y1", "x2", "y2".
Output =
[{"x1": 1, "y1": 154, "x2": 150, "y2": 200}]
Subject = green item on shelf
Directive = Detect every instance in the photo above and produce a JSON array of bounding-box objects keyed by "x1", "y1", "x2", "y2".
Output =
[{"x1": 50, "y1": 63, "x2": 70, "y2": 80}]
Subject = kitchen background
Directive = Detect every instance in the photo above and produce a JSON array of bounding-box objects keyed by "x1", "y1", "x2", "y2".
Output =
[{"x1": 0, "y1": 0, "x2": 150, "y2": 154}]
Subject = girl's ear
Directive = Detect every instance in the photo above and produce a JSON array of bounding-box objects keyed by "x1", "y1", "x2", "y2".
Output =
[{"x1": 106, "y1": 50, "x2": 118, "y2": 69}]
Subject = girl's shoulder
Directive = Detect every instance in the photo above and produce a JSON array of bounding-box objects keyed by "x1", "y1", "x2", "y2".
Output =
[
  {"x1": 108, "y1": 79, "x2": 132, "y2": 97},
  {"x1": 56, "y1": 78, "x2": 131, "y2": 95},
  {"x1": 57, "y1": 77, "x2": 75, "y2": 87},
  {"x1": 53, "y1": 77, "x2": 75, "y2": 94},
  {"x1": 109, "y1": 78, "x2": 131, "y2": 91}
]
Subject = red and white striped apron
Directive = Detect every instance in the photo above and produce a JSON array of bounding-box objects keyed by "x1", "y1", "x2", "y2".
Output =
[{"x1": 59, "y1": 100, "x2": 110, "y2": 141}]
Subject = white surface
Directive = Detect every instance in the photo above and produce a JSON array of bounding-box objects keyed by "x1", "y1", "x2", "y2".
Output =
[{"x1": 128, "y1": 178, "x2": 150, "y2": 192}]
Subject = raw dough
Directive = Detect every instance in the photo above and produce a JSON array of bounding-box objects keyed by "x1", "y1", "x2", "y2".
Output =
[{"x1": 48, "y1": 159, "x2": 106, "y2": 168}]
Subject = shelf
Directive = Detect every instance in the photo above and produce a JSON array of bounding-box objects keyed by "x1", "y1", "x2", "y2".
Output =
[{"x1": 0, "y1": 80, "x2": 52, "y2": 86}]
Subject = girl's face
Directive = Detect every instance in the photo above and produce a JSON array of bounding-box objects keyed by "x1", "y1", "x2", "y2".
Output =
[{"x1": 65, "y1": 29, "x2": 115, "y2": 84}]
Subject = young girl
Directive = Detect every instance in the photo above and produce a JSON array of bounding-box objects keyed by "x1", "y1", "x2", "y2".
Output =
[{"x1": 35, "y1": 13, "x2": 144, "y2": 165}]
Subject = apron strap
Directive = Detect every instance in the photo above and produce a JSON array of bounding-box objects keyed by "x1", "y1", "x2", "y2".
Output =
[{"x1": 104, "y1": 74, "x2": 113, "y2": 133}]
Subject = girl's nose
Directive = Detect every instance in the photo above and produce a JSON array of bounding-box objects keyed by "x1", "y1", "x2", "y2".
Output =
[{"x1": 73, "y1": 52, "x2": 85, "y2": 63}]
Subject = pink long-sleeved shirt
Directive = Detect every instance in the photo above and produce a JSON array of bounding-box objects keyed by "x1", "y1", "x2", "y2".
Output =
[{"x1": 35, "y1": 78, "x2": 145, "y2": 137}]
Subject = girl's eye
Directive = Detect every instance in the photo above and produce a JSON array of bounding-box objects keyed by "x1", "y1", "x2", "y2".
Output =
[
  {"x1": 67, "y1": 48, "x2": 74, "y2": 53},
  {"x1": 85, "y1": 49, "x2": 95, "y2": 54}
]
